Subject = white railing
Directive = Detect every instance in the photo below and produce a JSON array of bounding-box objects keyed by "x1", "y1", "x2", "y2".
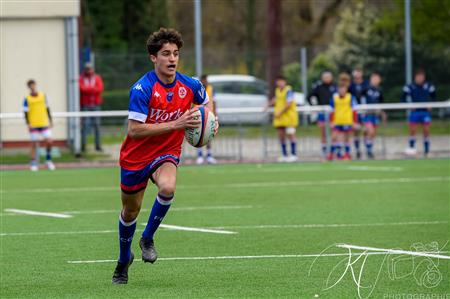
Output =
[{"x1": 1, "y1": 102, "x2": 449, "y2": 119}]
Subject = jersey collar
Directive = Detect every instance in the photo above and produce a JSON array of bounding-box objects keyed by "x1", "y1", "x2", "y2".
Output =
[{"x1": 152, "y1": 71, "x2": 178, "y2": 88}]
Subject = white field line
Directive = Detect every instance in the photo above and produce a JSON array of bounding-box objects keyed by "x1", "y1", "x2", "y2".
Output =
[
  {"x1": 1, "y1": 176, "x2": 448, "y2": 194},
  {"x1": 159, "y1": 224, "x2": 237, "y2": 234},
  {"x1": 4, "y1": 209, "x2": 72, "y2": 219},
  {"x1": 67, "y1": 250, "x2": 450, "y2": 264},
  {"x1": 1, "y1": 220, "x2": 446, "y2": 237},
  {"x1": 209, "y1": 220, "x2": 448, "y2": 230},
  {"x1": 1, "y1": 205, "x2": 254, "y2": 217},
  {"x1": 337, "y1": 244, "x2": 450, "y2": 260},
  {"x1": 346, "y1": 166, "x2": 403, "y2": 172}
]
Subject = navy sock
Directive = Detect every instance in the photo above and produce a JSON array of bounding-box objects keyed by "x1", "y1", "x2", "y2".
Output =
[
  {"x1": 197, "y1": 149, "x2": 203, "y2": 158},
  {"x1": 424, "y1": 138, "x2": 430, "y2": 154},
  {"x1": 344, "y1": 143, "x2": 351, "y2": 154},
  {"x1": 290, "y1": 141, "x2": 297, "y2": 156},
  {"x1": 336, "y1": 143, "x2": 343, "y2": 158},
  {"x1": 354, "y1": 138, "x2": 360, "y2": 153},
  {"x1": 365, "y1": 140, "x2": 373, "y2": 154},
  {"x1": 321, "y1": 144, "x2": 327, "y2": 156},
  {"x1": 409, "y1": 137, "x2": 416, "y2": 148},
  {"x1": 46, "y1": 148, "x2": 52, "y2": 161},
  {"x1": 118, "y1": 214, "x2": 137, "y2": 264},
  {"x1": 142, "y1": 193, "x2": 173, "y2": 240},
  {"x1": 281, "y1": 143, "x2": 287, "y2": 157}
]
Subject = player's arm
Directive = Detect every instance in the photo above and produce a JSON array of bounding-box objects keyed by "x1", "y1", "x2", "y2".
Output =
[
  {"x1": 351, "y1": 96, "x2": 358, "y2": 128},
  {"x1": 127, "y1": 111, "x2": 200, "y2": 139},
  {"x1": 329, "y1": 97, "x2": 335, "y2": 127},
  {"x1": 401, "y1": 85, "x2": 410, "y2": 102},
  {"x1": 23, "y1": 98, "x2": 30, "y2": 127},
  {"x1": 308, "y1": 85, "x2": 318, "y2": 105}
]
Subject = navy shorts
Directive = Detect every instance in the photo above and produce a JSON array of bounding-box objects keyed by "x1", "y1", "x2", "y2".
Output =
[
  {"x1": 333, "y1": 125, "x2": 353, "y2": 132},
  {"x1": 317, "y1": 112, "x2": 326, "y2": 124},
  {"x1": 363, "y1": 114, "x2": 380, "y2": 126},
  {"x1": 120, "y1": 154, "x2": 179, "y2": 194},
  {"x1": 409, "y1": 110, "x2": 431, "y2": 124}
]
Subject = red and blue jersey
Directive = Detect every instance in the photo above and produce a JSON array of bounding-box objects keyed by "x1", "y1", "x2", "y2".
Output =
[{"x1": 120, "y1": 71, "x2": 209, "y2": 170}]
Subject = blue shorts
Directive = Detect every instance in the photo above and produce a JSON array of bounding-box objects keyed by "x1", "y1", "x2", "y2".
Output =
[
  {"x1": 357, "y1": 113, "x2": 364, "y2": 124},
  {"x1": 120, "y1": 154, "x2": 179, "y2": 194},
  {"x1": 409, "y1": 110, "x2": 431, "y2": 124},
  {"x1": 317, "y1": 112, "x2": 326, "y2": 124},
  {"x1": 363, "y1": 114, "x2": 380, "y2": 126},
  {"x1": 333, "y1": 125, "x2": 353, "y2": 132}
]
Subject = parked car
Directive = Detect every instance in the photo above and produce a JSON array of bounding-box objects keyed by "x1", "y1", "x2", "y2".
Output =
[{"x1": 207, "y1": 74, "x2": 305, "y2": 125}]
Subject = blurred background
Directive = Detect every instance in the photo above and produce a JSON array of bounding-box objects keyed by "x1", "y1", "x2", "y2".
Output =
[{"x1": 1, "y1": 0, "x2": 449, "y2": 166}]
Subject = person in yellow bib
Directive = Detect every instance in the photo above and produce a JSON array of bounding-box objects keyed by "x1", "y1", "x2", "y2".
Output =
[
  {"x1": 327, "y1": 73, "x2": 358, "y2": 161},
  {"x1": 23, "y1": 80, "x2": 55, "y2": 171},
  {"x1": 195, "y1": 74, "x2": 218, "y2": 164},
  {"x1": 267, "y1": 76, "x2": 299, "y2": 162}
]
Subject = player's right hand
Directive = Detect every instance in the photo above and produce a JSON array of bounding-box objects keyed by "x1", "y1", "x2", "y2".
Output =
[{"x1": 175, "y1": 109, "x2": 201, "y2": 129}]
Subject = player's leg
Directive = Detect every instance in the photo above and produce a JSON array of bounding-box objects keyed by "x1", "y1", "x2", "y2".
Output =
[
  {"x1": 343, "y1": 129, "x2": 352, "y2": 160},
  {"x1": 141, "y1": 162, "x2": 177, "y2": 263},
  {"x1": 318, "y1": 113, "x2": 328, "y2": 157},
  {"x1": 196, "y1": 148, "x2": 204, "y2": 164},
  {"x1": 112, "y1": 189, "x2": 144, "y2": 284},
  {"x1": 94, "y1": 114, "x2": 102, "y2": 151},
  {"x1": 43, "y1": 128, "x2": 55, "y2": 170},
  {"x1": 286, "y1": 127, "x2": 297, "y2": 161},
  {"x1": 277, "y1": 127, "x2": 288, "y2": 161},
  {"x1": 422, "y1": 111, "x2": 431, "y2": 157},
  {"x1": 206, "y1": 142, "x2": 217, "y2": 164},
  {"x1": 364, "y1": 121, "x2": 375, "y2": 159},
  {"x1": 30, "y1": 138, "x2": 39, "y2": 171},
  {"x1": 406, "y1": 111, "x2": 418, "y2": 155},
  {"x1": 328, "y1": 128, "x2": 339, "y2": 161},
  {"x1": 353, "y1": 116, "x2": 362, "y2": 159}
]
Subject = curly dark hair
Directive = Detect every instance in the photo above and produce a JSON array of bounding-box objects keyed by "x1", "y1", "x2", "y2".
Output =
[{"x1": 146, "y1": 28, "x2": 183, "y2": 56}]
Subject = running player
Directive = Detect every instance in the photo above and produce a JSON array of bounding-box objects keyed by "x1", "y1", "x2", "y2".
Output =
[
  {"x1": 361, "y1": 72, "x2": 384, "y2": 159},
  {"x1": 112, "y1": 28, "x2": 219, "y2": 284},
  {"x1": 23, "y1": 79, "x2": 55, "y2": 171},
  {"x1": 349, "y1": 68, "x2": 369, "y2": 159},
  {"x1": 328, "y1": 73, "x2": 357, "y2": 161},
  {"x1": 402, "y1": 69, "x2": 436, "y2": 157},
  {"x1": 196, "y1": 74, "x2": 217, "y2": 164},
  {"x1": 267, "y1": 75, "x2": 299, "y2": 162},
  {"x1": 308, "y1": 71, "x2": 336, "y2": 157}
]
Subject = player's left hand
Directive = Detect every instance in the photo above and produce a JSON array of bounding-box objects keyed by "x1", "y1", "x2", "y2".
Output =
[{"x1": 214, "y1": 116, "x2": 219, "y2": 136}]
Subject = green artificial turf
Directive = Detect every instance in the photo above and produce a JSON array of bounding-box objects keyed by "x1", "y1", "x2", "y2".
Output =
[{"x1": 1, "y1": 159, "x2": 449, "y2": 298}]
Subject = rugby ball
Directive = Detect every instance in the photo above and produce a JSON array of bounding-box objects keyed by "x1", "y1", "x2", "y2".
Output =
[{"x1": 185, "y1": 107, "x2": 216, "y2": 148}]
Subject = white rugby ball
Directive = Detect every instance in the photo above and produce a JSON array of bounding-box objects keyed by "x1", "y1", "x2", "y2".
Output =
[{"x1": 185, "y1": 107, "x2": 216, "y2": 148}]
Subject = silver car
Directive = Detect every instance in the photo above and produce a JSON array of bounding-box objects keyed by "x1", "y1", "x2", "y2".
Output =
[{"x1": 207, "y1": 74, "x2": 305, "y2": 124}]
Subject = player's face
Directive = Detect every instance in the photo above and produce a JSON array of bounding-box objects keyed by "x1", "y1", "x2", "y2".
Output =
[
  {"x1": 352, "y1": 70, "x2": 363, "y2": 82},
  {"x1": 414, "y1": 73, "x2": 425, "y2": 85},
  {"x1": 28, "y1": 83, "x2": 37, "y2": 94},
  {"x1": 322, "y1": 73, "x2": 333, "y2": 84},
  {"x1": 201, "y1": 78, "x2": 207, "y2": 86},
  {"x1": 151, "y1": 43, "x2": 179, "y2": 78},
  {"x1": 370, "y1": 74, "x2": 381, "y2": 87},
  {"x1": 338, "y1": 86, "x2": 347, "y2": 96},
  {"x1": 276, "y1": 79, "x2": 286, "y2": 89}
]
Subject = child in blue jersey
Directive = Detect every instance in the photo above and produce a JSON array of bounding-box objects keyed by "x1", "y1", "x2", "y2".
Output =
[
  {"x1": 401, "y1": 69, "x2": 436, "y2": 157},
  {"x1": 361, "y1": 73, "x2": 384, "y2": 159}
]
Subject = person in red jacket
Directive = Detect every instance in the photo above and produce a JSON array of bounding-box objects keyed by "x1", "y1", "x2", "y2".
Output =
[{"x1": 80, "y1": 62, "x2": 104, "y2": 152}]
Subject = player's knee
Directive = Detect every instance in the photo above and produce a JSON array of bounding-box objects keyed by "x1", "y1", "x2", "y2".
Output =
[
  {"x1": 158, "y1": 180, "x2": 176, "y2": 197},
  {"x1": 122, "y1": 207, "x2": 140, "y2": 222}
]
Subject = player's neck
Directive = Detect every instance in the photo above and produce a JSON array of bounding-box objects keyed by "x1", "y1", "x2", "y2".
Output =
[{"x1": 155, "y1": 70, "x2": 176, "y2": 85}]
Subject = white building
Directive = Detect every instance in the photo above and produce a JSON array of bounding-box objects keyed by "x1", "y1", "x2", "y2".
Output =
[{"x1": 0, "y1": 0, "x2": 80, "y2": 147}]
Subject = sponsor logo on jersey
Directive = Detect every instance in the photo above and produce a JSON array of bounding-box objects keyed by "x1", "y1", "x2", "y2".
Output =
[
  {"x1": 178, "y1": 86, "x2": 187, "y2": 99},
  {"x1": 154, "y1": 91, "x2": 160, "y2": 98},
  {"x1": 149, "y1": 108, "x2": 183, "y2": 123}
]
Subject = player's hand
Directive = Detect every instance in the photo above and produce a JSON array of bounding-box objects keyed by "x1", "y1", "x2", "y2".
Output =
[
  {"x1": 274, "y1": 112, "x2": 282, "y2": 119},
  {"x1": 214, "y1": 116, "x2": 219, "y2": 136},
  {"x1": 330, "y1": 122, "x2": 335, "y2": 129},
  {"x1": 175, "y1": 109, "x2": 201, "y2": 129}
]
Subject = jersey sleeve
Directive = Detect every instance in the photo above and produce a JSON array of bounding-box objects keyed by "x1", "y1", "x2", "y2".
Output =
[
  {"x1": 23, "y1": 98, "x2": 29, "y2": 112},
  {"x1": 193, "y1": 79, "x2": 209, "y2": 105},
  {"x1": 286, "y1": 89, "x2": 295, "y2": 103},
  {"x1": 351, "y1": 96, "x2": 358, "y2": 108},
  {"x1": 128, "y1": 85, "x2": 150, "y2": 123},
  {"x1": 329, "y1": 97, "x2": 335, "y2": 111},
  {"x1": 428, "y1": 84, "x2": 436, "y2": 100},
  {"x1": 401, "y1": 85, "x2": 411, "y2": 102}
]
